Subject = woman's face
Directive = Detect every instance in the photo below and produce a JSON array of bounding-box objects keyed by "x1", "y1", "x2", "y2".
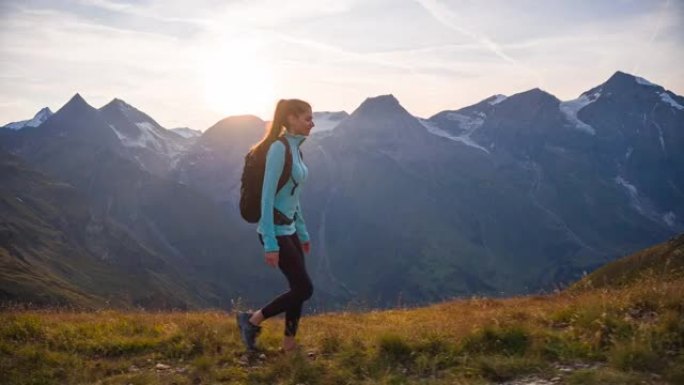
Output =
[{"x1": 287, "y1": 108, "x2": 314, "y2": 136}]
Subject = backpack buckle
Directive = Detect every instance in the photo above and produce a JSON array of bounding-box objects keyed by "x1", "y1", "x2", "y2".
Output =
[{"x1": 274, "y1": 209, "x2": 294, "y2": 225}]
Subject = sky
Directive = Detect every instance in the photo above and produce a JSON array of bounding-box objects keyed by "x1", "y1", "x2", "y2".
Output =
[{"x1": 1, "y1": 0, "x2": 683, "y2": 131}]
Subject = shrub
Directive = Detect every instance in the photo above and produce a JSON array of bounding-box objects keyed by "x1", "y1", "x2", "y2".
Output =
[
  {"x1": 320, "y1": 332, "x2": 342, "y2": 354},
  {"x1": 535, "y1": 333, "x2": 596, "y2": 361},
  {"x1": 654, "y1": 310, "x2": 684, "y2": 352},
  {"x1": 376, "y1": 333, "x2": 413, "y2": 367},
  {"x1": 338, "y1": 338, "x2": 369, "y2": 379},
  {"x1": 2, "y1": 345, "x2": 81, "y2": 385},
  {"x1": 412, "y1": 336, "x2": 459, "y2": 374},
  {"x1": 261, "y1": 351, "x2": 327, "y2": 385},
  {"x1": 462, "y1": 326, "x2": 530, "y2": 356},
  {"x1": 1, "y1": 315, "x2": 45, "y2": 342},
  {"x1": 608, "y1": 341, "x2": 664, "y2": 373},
  {"x1": 665, "y1": 355, "x2": 684, "y2": 384}
]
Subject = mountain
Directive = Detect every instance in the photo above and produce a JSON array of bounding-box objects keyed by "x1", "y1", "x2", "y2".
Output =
[
  {"x1": 1, "y1": 71, "x2": 682, "y2": 310},
  {"x1": 573, "y1": 72, "x2": 684, "y2": 228},
  {"x1": 427, "y1": 94, "x2": 506, "y2": 137},
  {"x1": 0, "y1": 96, "x2": 197, "y2": 177},
  {"x1": 172, "y1": 110, "x2": 349, "y2": 208},
  {"x1": 303, "y1": 94, "x2": 559, "y2": 304},
  {"x1": 306, "y1": 95, "x2": 552, "y2": 302},
  {"x1": 295, "y1": 73, "x2": 682, "y2": 306},
  {"x1": 163, "y1": 74, "x2": 682, "y2": 307},
  {"x1": 0, "y1": 94, "x2": 127, "y2": 168},
  {"x1": 418, "y1": 94, "x2": 507, "y2": 154},
  {"x1": 172, "y1": 115, "x2": 266, "y2": 208},
  {"x1": 426, "y1": 72, "x2": 684, "y2": 234},
  {"x1": 99, "y1": 98, "x2": 194, "y2": 176},
  {"x1": 2, "y1": 107, "x2": 53, "y2": 130},
  {"x1": 0, "y1": 95, "x2": 281, "y2": 309},
  {"x1": 469, "y1": 88, "x2": 568, "y2": 154}
]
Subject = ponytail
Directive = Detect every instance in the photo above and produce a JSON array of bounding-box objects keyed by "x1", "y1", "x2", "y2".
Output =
[{"x1": 251, "y1": 98, "x2": 311, "y2": 152}]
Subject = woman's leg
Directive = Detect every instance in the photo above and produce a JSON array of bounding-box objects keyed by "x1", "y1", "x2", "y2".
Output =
[
  {"x1": 254, "y1": 234, "x2": 313, "y2": 341},
  {"x1": 283, "y1": 235, "x2": 310, "y2": 339}
]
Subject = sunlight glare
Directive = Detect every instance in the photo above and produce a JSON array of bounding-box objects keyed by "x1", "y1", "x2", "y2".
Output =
[{"x1": 201, "y1": 39, "x2": 275, "y2": 118}]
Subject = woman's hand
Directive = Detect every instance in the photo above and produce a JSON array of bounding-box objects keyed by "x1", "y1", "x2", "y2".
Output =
[
  {"x1": 302, "y1": 242, "x2": 311, "y2": 255},
  {"x1": 265, "y1": 251, "x2": 279, "y2": 268}
]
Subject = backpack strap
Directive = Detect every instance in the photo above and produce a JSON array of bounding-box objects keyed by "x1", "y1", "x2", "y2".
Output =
[{"x1": 275, "y1": 137, "x2": 292, "y2": 195}]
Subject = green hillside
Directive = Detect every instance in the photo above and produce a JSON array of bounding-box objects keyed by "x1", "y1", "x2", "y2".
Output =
[
  {"x1": 0, "y1": 151, "x2": 202, "y2": 309},
  {"x1": 571, "y1": 233, "x2": 684, "y2": 291}
]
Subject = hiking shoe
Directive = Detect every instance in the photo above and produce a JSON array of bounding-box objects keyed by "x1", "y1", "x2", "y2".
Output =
[{"x1": 236, "y1": 312, "x2": 261, "y2": 351}]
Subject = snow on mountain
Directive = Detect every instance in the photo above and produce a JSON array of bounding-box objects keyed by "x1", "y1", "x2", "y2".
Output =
[
  {"x1": 97, "y1": 98, "x2": 197, "y2": 176},
  {"x1": 171, "y1": 127, "x2": 202, "y2": 138},
  {"x1": 558, "y1": 71, "x2": 683, "y2": 138},
  {"x1": 312, "y1": 111, "x2": 349, "y2": 133},
  {"x1": 421, "y1": 94, "x2": 509, "y2": 152},
  {"x1": 3, "y1": 107, "x2": 53, "y2": 130},
  {"x1": 100, "y1": 99, "x2": 186, "y2": 155},
  {"x1": 110, "y1": 98, "x2": 153, "y2": 124},
  {"x1": 109, "y1": 121, "x2": 165, "y2": 150},
  {"x1": 660, "y1": 92, "x2": 684, "y2": 110},
  {"x1": 620, "y1": 73, "x2": 683, "y2": 110},
  {"x1": 417, "y1": 117, "x2": 490, "y2": 153},
  {"x1": 488, "y1": 94, "x2": 507, "y2": 105},
  {"x1": 443, "y1": 111, "x2": 485, "y2": 132},
  {"x1": 635, "y1": 75, "x2": 658, "y2": 87},
  {"x1": 559, "y1": 93, "x2": 598, "y2": 135},
  {"x1": 663, "y1": 212, "x2": 677, "y2": 228},
  {"x1": 615, "y1": 175, "x2": 680, "y2": 228}
]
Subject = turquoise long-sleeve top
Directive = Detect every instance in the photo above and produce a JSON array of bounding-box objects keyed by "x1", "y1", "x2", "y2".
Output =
[{"x1": 257, "y1": 132, "x2": 310, "y2": 252}]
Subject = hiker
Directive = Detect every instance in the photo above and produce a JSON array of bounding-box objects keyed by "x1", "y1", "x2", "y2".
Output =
[{"x1": 237, "y1": 99, "x2": 315, "y2": 353}]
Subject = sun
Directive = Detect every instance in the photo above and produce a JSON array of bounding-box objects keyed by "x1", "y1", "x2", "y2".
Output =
[{"x1": 201, "y1": 39, "x2": 276, "y2": 118}]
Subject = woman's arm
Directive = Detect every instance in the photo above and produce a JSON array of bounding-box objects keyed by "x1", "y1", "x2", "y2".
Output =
[
  {"x1": 259, "y1": 141, "x2": 286, "y2": 253},
  {"x1": 294, "y1": 204, "x2": 310, "y2": 244}
]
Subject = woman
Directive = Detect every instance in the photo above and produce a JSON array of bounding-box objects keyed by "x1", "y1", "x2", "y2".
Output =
[{"x1": 237, "y1": 99, "x2": 315, "y2": 353}]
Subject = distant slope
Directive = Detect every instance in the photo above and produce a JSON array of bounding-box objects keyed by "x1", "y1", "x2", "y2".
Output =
[
  {"x1": 1, "y1": 70, "x2": 682, "y2": 310},
  {"x1": 571, "y1": 233, "x2": 684, "y2": 291},
  {"x1": 0, "y1": 95, "x2": 275, "y2": 310},
  {"x1": 0, "y1": 151, "x2": 203, "y2": 309}
]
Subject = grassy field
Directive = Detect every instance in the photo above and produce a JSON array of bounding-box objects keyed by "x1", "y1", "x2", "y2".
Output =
[{"x1": 1, "y1": 236, "x2": 683, "y2": 384}]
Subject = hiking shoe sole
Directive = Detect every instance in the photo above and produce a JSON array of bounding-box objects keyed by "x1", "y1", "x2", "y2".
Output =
[{"x1": 236, "y1": 312, "x2": 261, "y2": 351}]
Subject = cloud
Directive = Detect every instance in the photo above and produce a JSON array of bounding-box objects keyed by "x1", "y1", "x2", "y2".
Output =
[
  {"x1": 205, "y1": 0, "x2": 359, "y2": 28},
  {"x1": 0, "y1": 0, "x2": 682, "y2": 127},
  {"x1": 632, "y1": 0, "x2": 672, "y2": 74},
  {"x1": 412, "y1": 0, "x2": 518, "y2": 65},
  {"x1": 0, "y1": 4, "x2": 204, "y2": 126},
  {"x1": 412, "y1": 0, "x2": 544, "y2": 88},
  {"x1": 1, "y1": 0, "x2": 210, "y2": 39}
]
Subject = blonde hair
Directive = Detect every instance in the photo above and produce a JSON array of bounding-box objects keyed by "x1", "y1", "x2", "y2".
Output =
[{"x1": 251, "y1": 99, "x2": 311, "y2": 152}]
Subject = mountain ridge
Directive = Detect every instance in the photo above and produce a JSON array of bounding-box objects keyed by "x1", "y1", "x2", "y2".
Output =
[
  {"x1": 2, "y1": 107, "x2": 53, "y2": 130},
  {"x1": 0, "y1": 70, "x2": 682, "y2": 310}
]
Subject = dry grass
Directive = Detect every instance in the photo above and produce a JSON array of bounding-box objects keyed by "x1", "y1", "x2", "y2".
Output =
[{"x1": 1, "y1": 276, "x2": 682, "y2": 384}]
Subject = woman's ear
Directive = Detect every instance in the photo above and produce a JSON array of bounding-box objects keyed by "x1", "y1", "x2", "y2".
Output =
[{"x1": 284, "y1": 113, "x2": 296, "y2": 130}]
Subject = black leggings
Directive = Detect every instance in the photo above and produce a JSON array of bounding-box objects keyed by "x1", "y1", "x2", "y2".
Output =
[{"x1": 259, "y1": 234, "x2": 314, "y2": 336}]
